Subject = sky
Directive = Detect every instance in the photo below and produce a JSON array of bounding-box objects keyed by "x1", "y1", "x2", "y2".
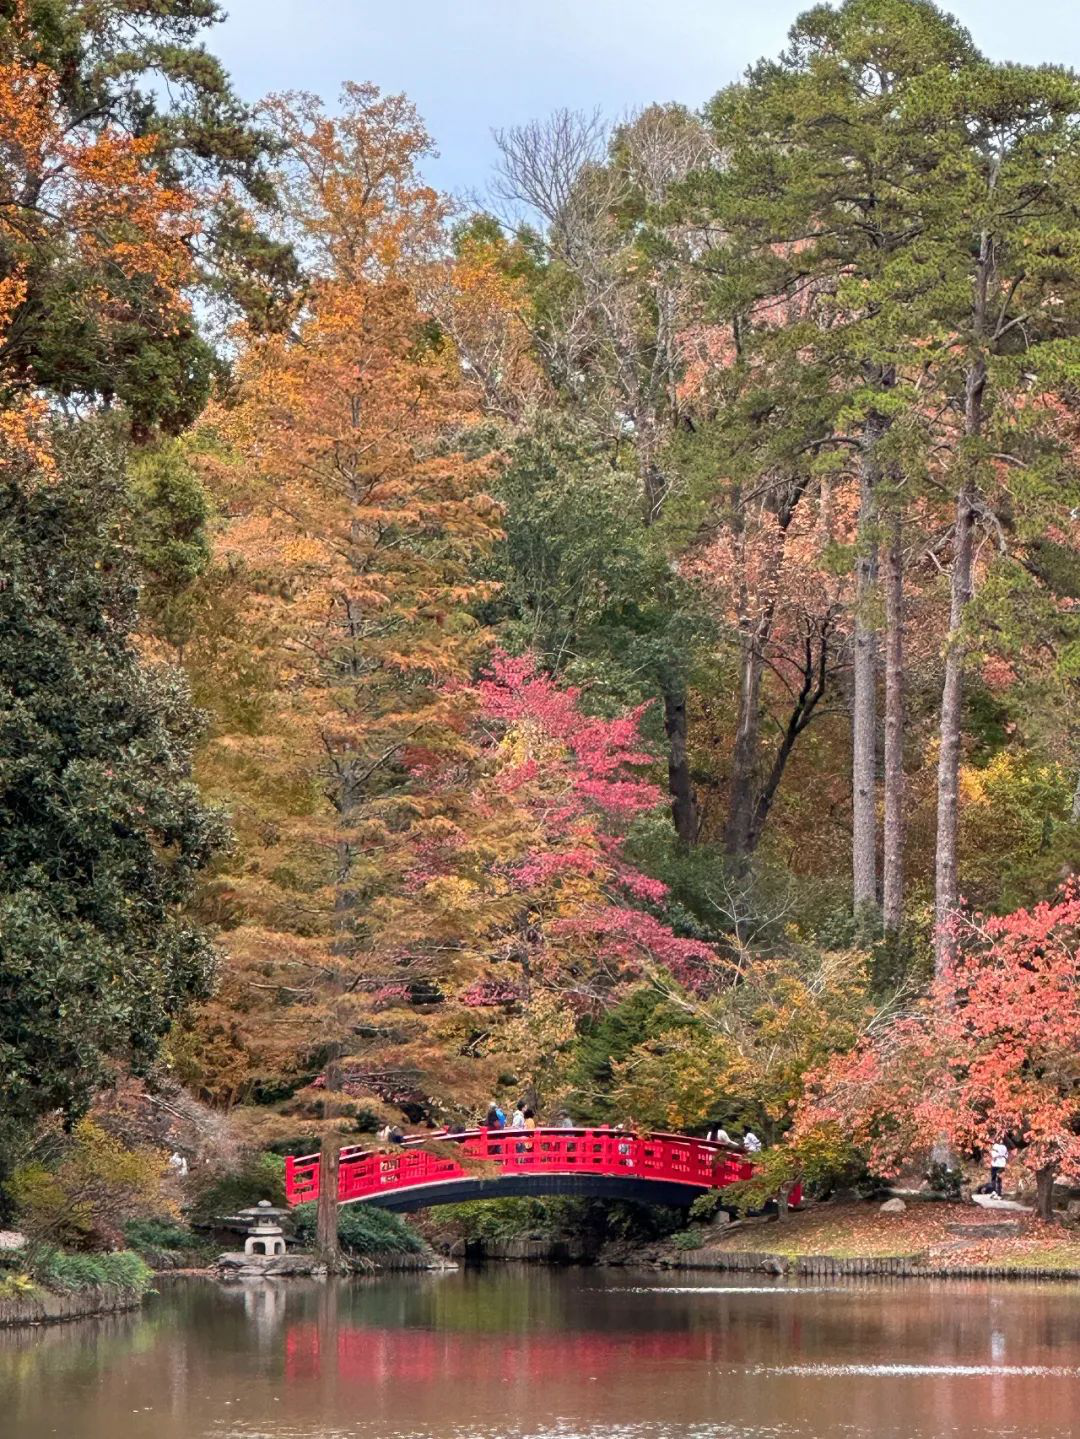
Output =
[{"x1": 210, "y1": 1, "x2": 1080, "y2": 199}]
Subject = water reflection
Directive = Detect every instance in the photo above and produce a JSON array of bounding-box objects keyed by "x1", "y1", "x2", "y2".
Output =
[{"x1": 0, "y1": 1269, "x2": 1077, "y2": 1438}]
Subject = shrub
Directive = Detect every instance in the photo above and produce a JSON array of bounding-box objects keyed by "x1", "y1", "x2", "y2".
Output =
[
  {"x1": 0, "y1": 1271, "x2": 38, "y2": 1301},
  {"x1": 925, "y1": 1161, "x2": 963, "y2": 1200},
  {"x1": 671, "y1": 1229, "x2": 704, "y2": 1250},
  {"x1": 26, "y1": 1246, "x2": 153, "y2": 1296},
  {"x1": 292, "y1": 1202, "x2": 423, "y2": 1257},
  {"x1": 432, "y1": 1196, "x2": 685, "y2": 1244},
  {"x1": 187, "y1": 1152, "x2": 286, "y2": 1225},
  {"x1": 123, "y1": 1218, "x2": 199, "y2": 1252},
  {"x1": 7, "y1": 1120, "x2": 172, "y2": 1248},
  {"x1": 689, "y1": 1191, "x2": 726, "y2": 1223}
]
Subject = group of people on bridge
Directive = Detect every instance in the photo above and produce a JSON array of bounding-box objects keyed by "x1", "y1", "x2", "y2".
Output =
[{"x1": 479, "y1": 1102, "x2": 765, "y2": 1157}]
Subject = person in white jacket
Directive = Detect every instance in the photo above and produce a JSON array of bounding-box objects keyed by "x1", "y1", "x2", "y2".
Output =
[{"x1": 988, "y1": 1140, "x2": 1008, "y2": 1196}]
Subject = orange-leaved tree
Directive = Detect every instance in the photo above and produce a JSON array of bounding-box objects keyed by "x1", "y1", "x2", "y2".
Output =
[
  {"x1": 186, "y1": 86, "x2": 501, "y2": 1124},
  {"x1": 796, "y1": 886, "x2": 1080, "y2": 1220},
  {"x1": 0, "y1": 3, "x2": 198, "y2": 457}
]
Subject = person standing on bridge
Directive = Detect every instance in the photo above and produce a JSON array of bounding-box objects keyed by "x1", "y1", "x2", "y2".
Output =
[
  {"x1": 742, "y1": 1130, "x2": 762, "y2": 1154},
  {"x1": 511, "y1": 1099, "x2": 527, "y2": 1154},
  {"x1": 484, "y1": 1101, "x2": 505, "y2": 1129}
]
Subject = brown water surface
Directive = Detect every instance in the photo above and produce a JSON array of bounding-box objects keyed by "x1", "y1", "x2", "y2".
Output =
[{"x1": 0, "y1": 1267, "x2": 1077, "y2": 1437}]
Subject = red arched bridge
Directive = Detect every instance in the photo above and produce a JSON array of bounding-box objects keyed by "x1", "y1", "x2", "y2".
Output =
[{"x1": 285, "y1": 1127, "x2": 798, "y2": 1213}]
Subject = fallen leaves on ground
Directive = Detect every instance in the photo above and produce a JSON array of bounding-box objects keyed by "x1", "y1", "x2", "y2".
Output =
[{"x1": 706, "y1": 1201, "x2": 1080, "y2": 1268}]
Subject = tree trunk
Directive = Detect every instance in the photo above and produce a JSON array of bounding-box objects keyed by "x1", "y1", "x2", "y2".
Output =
[
  {"x1": 724, "y1": 633, "x2": 764, "y2": 860},
  {"x1": 935, "y1": 217, "x2": 990, "y2": 973},
  {"x1": 747, "y1": 615, "x2": 832, "y2": 852},
  {"x1": 934, "y1": 483, "x2": 976, "y2": 969},
  {"x1": 852, "y1": 454, "x2": 879, "y2": 917},
  {"x1": 1034, "y1": 1162, "x2": 1057, "y2": 1223},
  {"x1": 316, "y1": 1134, "x2": 341, "y2": 1266},
  {"x1": 882, "y1": 511, "x2": 906, "y2": 934},
  {"x1": 663, "y1": 686, "x2": 697, "y2": 848}
]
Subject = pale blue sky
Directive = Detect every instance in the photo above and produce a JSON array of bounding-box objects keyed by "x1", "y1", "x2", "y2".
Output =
[{"x1": 211, "y1": 2, "x2": 1080, "y2": 197}]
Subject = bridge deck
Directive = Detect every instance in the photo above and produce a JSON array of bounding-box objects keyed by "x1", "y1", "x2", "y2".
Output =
[{"x1": 285, "y1": 1127, "x2": 780, "y2": 1210}]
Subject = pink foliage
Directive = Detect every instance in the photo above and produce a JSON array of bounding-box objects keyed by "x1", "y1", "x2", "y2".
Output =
[
  {"x1": 460, "y1": 977, "x2": 523, "y2": 1008},
  {"x1": 553, "y1": 907, "x2": 719, "y2": 994},
  {"x1": 464, "y1": 651, "x2": 723, "y2": 993},
  {"x1": 798, "y1": 886, "x2": 1080, "y2": 1185}
]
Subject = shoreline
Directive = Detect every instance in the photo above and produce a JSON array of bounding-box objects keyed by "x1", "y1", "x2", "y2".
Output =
[
  {"x1": 0, "y1": 1284, "x2": 145, "y2": 1330},
  {"x1": 669, "y1": 1246, "x2": 1080, "y2": 1282}
]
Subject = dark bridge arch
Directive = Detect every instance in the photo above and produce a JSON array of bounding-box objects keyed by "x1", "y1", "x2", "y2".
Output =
[
  {"x1": 357, "y1": 1171, "x2": 724, "y2": 1213},
  {"x1": 285, "y1": 1128, "x2": 784, "y2": 1213}
]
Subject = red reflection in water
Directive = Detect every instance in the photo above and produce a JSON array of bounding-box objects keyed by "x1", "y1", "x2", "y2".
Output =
[{"x1": 284, "y1": 1321, "x2": 750, "y2": 1385}]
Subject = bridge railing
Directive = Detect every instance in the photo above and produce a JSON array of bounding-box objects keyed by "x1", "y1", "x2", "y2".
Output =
[{"x1": 285, "y1": 1127, "x2": 760, "y2": 1207}]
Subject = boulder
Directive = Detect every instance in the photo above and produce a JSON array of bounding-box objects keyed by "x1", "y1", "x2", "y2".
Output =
[
  {"x1": 761, "y1": 1255, "x2": 788, "y2": 1275},
  {"x1": 216, "y1": 1251, "x2": 327, "y2": 1282},
  {"x1": 880, "y1": 1197, "x2": 907, "y2": 1214}
]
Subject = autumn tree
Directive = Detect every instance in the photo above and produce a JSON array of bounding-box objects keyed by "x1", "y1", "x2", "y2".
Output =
[
  {"x1": 490, "y1": 104, "x2": 715, "y2": 846},
  {"x1": 188, "y1": 86, "x2": 499, "y2": 1120},
  {"x1": 798, "y1": 886, "x2": 1080, "y2": 1220},
  {"x1": 335, "y1": 650, "x2": 724, "y2": 1119},
  {"x1": 0, "y1": 0, "x2": 298, "y2": 429},
  {"x1": 607, "y1": 948, "x2": 873, "y2": 1139},
  {"x1": 0, "y1": 8, "x2": 208, "y2": 456}
]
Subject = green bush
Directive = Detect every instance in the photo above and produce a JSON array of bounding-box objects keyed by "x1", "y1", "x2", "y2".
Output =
[
  {"x1": 671, "y1": 1229, "x2": 704, "y2": 1251},
  {"x1": 292, "y1": 1202, "x2": 424, "y2": 1257},
  {"x1": 688, "y1": 1191, "x2": 726, "y2": 1223},
  {"x1": 26, "y1": 1246, "x2": 153, "y2": 1296},
  {"x1": 123, "y1": 1218, "x2": 200, "y2": 1252},
  {"x1": 925, "y1": 1161, "x2": 963, "y2": 1200},
  {"x1": 434, "y1": 1196, "x2": 686, "y2": 1244},
  {"x1": 187, "y1": 1152, "x2": 286, "y2": 1225},
  {"x1": 435, "y1": 1197, "x2": 557, "y2": 1242}
]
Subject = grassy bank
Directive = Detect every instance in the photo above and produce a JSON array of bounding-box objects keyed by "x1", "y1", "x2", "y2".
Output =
[
  {"x1": 680, "y1": 1202, "x2": 1080, "y2": 1273},
  {"x1": 0, "y1": 1245, "x2": 154, "y2": 1325}
]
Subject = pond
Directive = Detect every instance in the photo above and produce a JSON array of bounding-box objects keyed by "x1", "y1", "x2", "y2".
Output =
[{"x1": 1, "y1": 1267, "x2": 1077, "y2": 1438}]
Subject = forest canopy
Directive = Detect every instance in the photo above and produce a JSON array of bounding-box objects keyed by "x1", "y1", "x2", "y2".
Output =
[{"x1": 1, "y1": 0, "x2": 1079, "y2": 1215}]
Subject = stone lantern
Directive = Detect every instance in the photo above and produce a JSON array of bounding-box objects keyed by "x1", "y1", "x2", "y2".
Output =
[{"x1": 243, "y1": 1200, "x2": 287, "y2": 1259}]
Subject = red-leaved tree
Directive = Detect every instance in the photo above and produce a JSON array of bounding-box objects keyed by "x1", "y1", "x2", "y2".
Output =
[{"x1": 796, "y1": 887, "x2": 1080, "y2": 1220}]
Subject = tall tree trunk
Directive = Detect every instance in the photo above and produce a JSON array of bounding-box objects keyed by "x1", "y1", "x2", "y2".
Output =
[
  {"x1": 724, "y1": 633, "x2": 765, "y2": 860},
  {"x1": 1035, "y1": 1162, "x2": 1057, "y2": 1223},
  {"x1": 852, "y1": 454, "x2": 879, "y2": 916},
  {"x1": 663, "y1": 687, "x2": 697, "y2": 848},
  {"x1": 882, "y1": 511, "x2": 906, "y2": 934},
  {"x1": 640, "y1": 433, "x2": 697, "y2": 849},
  {"x1": 316, "y1": 1133, "x2": 341, "y2": 1266},
  {"x1": 934, "y1": 484, "x2": 976, "y2": 970},
  {"x1": 935, "y1": 216, "x2": 990, "y2": 973}
]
